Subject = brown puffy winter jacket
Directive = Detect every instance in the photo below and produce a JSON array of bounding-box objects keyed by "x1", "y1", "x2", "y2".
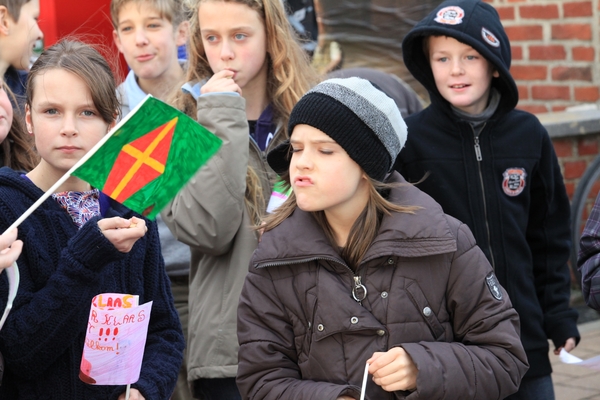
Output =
[{"x1": 237, "y1": 172, "x2": 528, "y2": 400}]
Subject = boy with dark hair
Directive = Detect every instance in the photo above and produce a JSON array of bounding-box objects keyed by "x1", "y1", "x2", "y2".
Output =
[{"x1": 395, "y1": 0, "x2": 579, "y2": 398}]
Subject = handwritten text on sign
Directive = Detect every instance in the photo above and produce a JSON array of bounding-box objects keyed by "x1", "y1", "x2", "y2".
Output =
[{"x1": 80, "y1": 293, "x2": 153, "y2": 385}]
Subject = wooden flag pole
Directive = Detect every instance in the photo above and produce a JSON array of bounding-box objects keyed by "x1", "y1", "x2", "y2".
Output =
[{"x1": 125, "y1": 384, "x2": 131, "y2": 400}]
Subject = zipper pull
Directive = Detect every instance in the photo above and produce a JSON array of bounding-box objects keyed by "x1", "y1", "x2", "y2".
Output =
[
  {"x1": 352, "y1": 276, "x2": 367, "y2": 303},
  {"x1": 474, "y1": 136, "x2": 483, "y2": 161}
]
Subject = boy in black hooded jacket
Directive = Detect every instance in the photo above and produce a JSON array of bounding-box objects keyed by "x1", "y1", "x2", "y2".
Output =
[{"x1": 394, "y1": 0, "x2": 579, "y2": 398}]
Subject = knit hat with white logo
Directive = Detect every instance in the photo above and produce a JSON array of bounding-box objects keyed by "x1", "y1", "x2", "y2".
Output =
[{"x1": 267, "y1": 77, "x2": 407, "y2": 182}]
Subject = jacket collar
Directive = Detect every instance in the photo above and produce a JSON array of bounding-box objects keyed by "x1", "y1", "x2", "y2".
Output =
[{"x1": 252, "y1": 172, "x2": 457, "y2": 269}]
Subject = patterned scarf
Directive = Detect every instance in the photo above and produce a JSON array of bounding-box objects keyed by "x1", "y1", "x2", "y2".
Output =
[{"x1": 52, "y1": 188, "x2": 101, "y2": 228}]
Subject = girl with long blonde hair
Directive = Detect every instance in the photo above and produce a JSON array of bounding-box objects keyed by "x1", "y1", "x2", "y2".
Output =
[{"x1": 162, "y1": 0, "x2": 318, "y2": 398}]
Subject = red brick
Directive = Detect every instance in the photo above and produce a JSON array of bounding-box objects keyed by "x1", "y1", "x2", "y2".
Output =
[
  {"x1": 552, "y1": 24, "x2": 593, "y2": 40},
  {"x1": 564, "y1": 160, "x2": 588, "y2": 179},
  {"x1": 551, "y1": 105, "x2": 568, "y2": 112},
  {"x1": 531, "y1": 85, "x2": 570, "y2": 100},
  {"x1": 553, "y1": 140, "x2": 573, "y2": 157},
  {"x1": 529, "y1": 45, "x2": 566, "y2": 60},
  {"x1": 516, "y1": 104, "x2": 548, "y2": 114},
  {"x1": 510, "y1": 65, "x2": 547, "y2": 80},
  {"x1": 551, "y1": 66, "x2": 592, "y2": 81},
  {"x1": 517, "y1": 85, "x2": 528, "y2": 100},
  {"x1": 564, "y1": 1, "x2": 593, "y2": 17},
  {"x1": 496, "y1": 6, "x2": 515, "y2": 20},
  {"x1": 572, "y1": 46, "x2": 595, "y2": 61},
  {"x1": 507, "y1": 0, "x2": 526, "y2": 3},
  {"x1": 505, "y1": 25, "x2": 543, "y2": 41},
  {"x1": 575, "y1": 86, "x2": 600, "y2": 102},
  {"x1": 511, "y1": 45, "x2": 523, "y2": 60},
  {"x1": 520, "y1": 4, "x2": 559, "y2": 19},
  {"x1": 578, "y1": 138, "x2": 599, "y2": 156},
  {"x1": 565, "y1": 181, "x2": 576, "y2": 199}
]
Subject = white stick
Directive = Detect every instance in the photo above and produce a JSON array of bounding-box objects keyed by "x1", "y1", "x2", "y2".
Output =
[
  {"x1": 359, "y1": 362, "x2": 369, "y2": 400},
  {"x1": 125, "y1": 384, "x2": 130, "y2": 400},
  {"x1": 0, "y1": 260, "x2": 19, "y2": 331}
]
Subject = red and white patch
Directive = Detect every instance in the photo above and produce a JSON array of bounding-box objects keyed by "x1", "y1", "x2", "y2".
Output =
[
  {"x1": 481, "y1": 27, "x2": 500, "y2": 48},
  {"x1": 502, "y1": 168, "x2": 527, "y2": 196},
  {"x1": 434, "y1": 6, "x2": 465, "y2": 25}
]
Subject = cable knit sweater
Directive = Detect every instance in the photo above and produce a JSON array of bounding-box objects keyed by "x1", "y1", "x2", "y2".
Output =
[{"x1": 0, "y1": 167, "x2": 184, "y2": 399}]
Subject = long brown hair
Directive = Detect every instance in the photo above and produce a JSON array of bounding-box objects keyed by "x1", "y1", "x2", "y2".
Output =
[
  {"x1": 179, "y1": 0, "x2": 319, "y2": 224},
  {"x1": 262, "y1": 176, "x2": 421, "y2": 270},
  {"x1": 0, "y1": 83, "x2": 38, "y2": 172}
]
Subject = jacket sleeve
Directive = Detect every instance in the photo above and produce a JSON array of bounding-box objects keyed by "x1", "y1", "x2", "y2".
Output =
[
  {"x1": 526, "y1": 128, "x2": 579, "y2": 347},
  {"x1": 128, "y1": 218, "x2": 185, "y2": 400},
  {"x1": 0, "y1": 216, "x2": 126, "y2": 378},
  {"x1": 161, "y1": 94, "x2": 250, "y2": 256},
  {"x1": 237, "y1": 268, "x2": 361, "y2": 400},
  {"x1": 578, "y1": 195, "x2": 600, "y2": 310},
  {"x1": 400, "y1": 223, "x2": 529, "y2": 400}
]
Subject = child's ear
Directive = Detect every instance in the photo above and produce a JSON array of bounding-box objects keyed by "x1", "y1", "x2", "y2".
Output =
[
  {"x1": 0, "y1": 6, "x2": 11, "y2": 36},
  {"x1": 493, "y1": 69, "x2": 500, "y2": 78},
  {"x1": 108, "y1": 118, "x2": 117, "y2": 133},
  {"x1": 175, "y1": 20, "x2": 189, "y2": 47},
  {"x1": 25, "y1": 104, "x2": 33, "y2": 134},
  {"x1": 113, "y1": 30, "x2": 124, "y2": 54}
]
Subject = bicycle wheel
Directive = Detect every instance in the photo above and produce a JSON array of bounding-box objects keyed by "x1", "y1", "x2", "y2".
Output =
[{"x1": 570, "y1": 154, "x2": 600, "y2": 289}]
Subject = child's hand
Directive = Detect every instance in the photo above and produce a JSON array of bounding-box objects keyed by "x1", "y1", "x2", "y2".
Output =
[
  {"x1": 118, "y1": 388, "x2": 145, "y2": 400},
  {"x1": 201, "y1": 69, "x2": 242, "y2": 95},
  {"x1": 554, "y1": 337, "x2": 577, "y2": 355},
  {"x1": 0, "y1": 228, "x2": 23, "y2": 270},
  {"x1": 98, "y1": 217, "x2": 147, "y2": 253},
  {"x1": 367, "y1": 347, "x2": 418, "y2": 392}
]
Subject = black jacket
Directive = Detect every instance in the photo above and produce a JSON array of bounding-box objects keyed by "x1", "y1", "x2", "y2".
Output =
[{"x1": 395, "y1": 0, "x2": 579, "y2": 378}]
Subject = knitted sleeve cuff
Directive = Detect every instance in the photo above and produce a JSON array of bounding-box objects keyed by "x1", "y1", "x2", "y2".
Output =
[{"x1": 68, "y1": 216, "x2": 125, "y2": 271}]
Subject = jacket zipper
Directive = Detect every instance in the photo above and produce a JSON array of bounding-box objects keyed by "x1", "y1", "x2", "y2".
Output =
[
  {"x1": 258, "y1": 256, "x2": 367, "y2": 304},
  {"x1": 472, "y1": 125, "x2": 496, "y2": 270}
]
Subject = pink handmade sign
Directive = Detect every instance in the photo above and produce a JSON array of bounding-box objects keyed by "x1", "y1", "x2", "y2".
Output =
[{"x1": 79, "y1": 293, "x2": 153, "y2": 385}]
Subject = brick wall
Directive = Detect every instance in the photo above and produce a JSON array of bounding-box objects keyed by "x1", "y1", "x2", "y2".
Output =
[
  {"x1": 555, "y1": 134, "x2": 599, "y2": 209},
  {"x1": 488, "y1": 0, "x2": 600, "y2": 233},
  {"x1": 487, "y1": 0, "x2": 600, "y2": 113}
]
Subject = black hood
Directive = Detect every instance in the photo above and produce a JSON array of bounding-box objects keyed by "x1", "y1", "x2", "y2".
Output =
[{"x1": 402, "y1": 0, "x2": 518, "y2": 111}]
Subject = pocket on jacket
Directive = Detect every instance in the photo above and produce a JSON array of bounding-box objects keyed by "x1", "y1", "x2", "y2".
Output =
[
  {"x1": 405, "y1": 281, "x2": 445, "y2": 340},
  {"x1": 294, "y1": 289, "x2": 317, "y2": 365}
]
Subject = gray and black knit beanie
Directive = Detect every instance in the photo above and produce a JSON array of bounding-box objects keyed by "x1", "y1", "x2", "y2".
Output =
[{"x1": 267, "y1": 77, "x2": 407, "y2": 182}]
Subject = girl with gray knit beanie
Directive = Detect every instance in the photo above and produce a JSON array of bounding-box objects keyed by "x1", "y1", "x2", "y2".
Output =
[{"x1": 236, "y1": 77, "x2": 528, "y2": 400}]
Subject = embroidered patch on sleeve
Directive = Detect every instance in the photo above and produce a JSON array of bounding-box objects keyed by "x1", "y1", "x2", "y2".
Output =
[
  {"x1": 486, "y1": 272, "x2": 503, "y2": 301},
  {"x1": 434, "y1": 6, "x2": 465, "y2": 25},
  {"x1": 502, "y1": 167, "x2": 527, "y2": 196}
]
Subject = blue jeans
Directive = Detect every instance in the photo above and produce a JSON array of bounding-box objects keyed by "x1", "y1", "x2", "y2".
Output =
[
  {"x1": 192, "y1": 378, "x2": 241, "y2": 400},
  {"x1": 505, "y1": 374, "x2": 555, "y2": 400}
]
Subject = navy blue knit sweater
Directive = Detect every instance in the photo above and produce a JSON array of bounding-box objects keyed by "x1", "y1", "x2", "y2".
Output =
[{"x1": 0, "y1": 167, "x2": 184, "y2": 399}]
